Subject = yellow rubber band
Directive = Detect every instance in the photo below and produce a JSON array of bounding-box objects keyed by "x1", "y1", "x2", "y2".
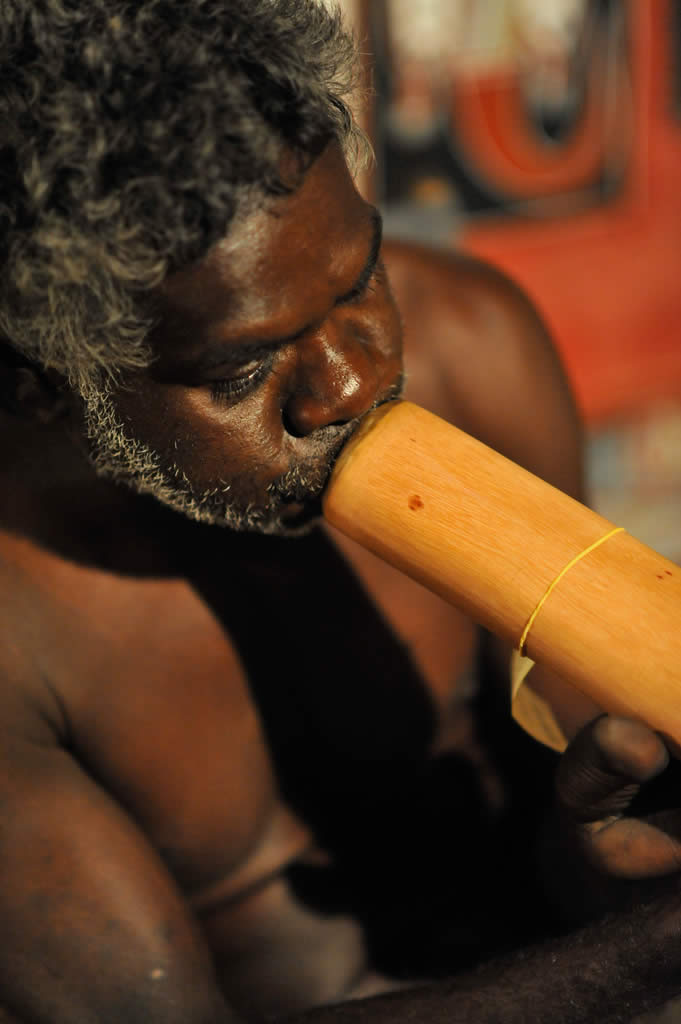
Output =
[{"x1": 517, "y1": 526, "x2": 626, "y2": 656}]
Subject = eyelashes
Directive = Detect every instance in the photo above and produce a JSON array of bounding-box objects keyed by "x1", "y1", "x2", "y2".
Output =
[
  {"x1": 209, "y1": 350, "x2": 275, "y2": 403},
  {"x1": 343, "y1": 260, "x2": 385, "y2": 306},
  {"x1": 207, "y1": 261, "x2": 386, "y2": 405}
]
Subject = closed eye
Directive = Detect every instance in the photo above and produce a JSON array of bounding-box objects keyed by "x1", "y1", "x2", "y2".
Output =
[
  {"x1": 208, "y1": 350, "x2": 275, "y2": 403},
  {"x1": 339, "y1": 258, "x2": 386, "y2": 306},
  {"x1": 335, "y1": 210, "x2": 383, "y2": 306}
]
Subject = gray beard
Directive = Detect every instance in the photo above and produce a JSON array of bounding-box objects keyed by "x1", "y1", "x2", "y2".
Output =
[{"x1": 80, "y1": 381, "x2": 338, "y2": 537}]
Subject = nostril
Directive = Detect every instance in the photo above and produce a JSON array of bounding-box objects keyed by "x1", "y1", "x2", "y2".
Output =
[
  {"x1": 282, "y1": 394, "x2": 361, "y2": 438},
  {"x1": 281, "y1": 402, "x2": 303, "y2": 438},
  {"x1": 282, "y1": 333, "x2": 387, "y2": 437}
]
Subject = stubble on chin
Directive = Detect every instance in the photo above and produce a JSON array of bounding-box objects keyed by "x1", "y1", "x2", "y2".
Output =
[
  {"x1": 79, "y1": 381, "x2": 334, "y2": 535},
  {"x1": 79, "y1": 376, "x2": 404, "y2": 536}
]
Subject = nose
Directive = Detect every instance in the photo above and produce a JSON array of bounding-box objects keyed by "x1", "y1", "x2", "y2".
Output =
[{"x1": 283, "y1": 328, "x2": 388, "y2": 437}]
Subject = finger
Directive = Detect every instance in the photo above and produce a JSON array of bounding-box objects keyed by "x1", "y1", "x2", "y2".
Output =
[
  {"x1": 587, "y1": 816, "x2": 681, "y2": 879},
  {"x1": 556, "y1": 715, "x2": 669, "y2": 826}
]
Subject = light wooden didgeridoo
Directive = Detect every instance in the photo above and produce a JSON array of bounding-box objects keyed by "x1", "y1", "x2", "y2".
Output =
[{"x1": 322, "y1": 400, "x2": 681, "y2": 753}]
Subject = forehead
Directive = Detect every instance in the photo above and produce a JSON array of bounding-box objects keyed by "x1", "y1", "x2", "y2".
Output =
[{"x1": 154, "y1": 145, "x2": 373, "y2": 361}]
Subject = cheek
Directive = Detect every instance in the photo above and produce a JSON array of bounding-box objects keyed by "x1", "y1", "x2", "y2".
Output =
[
  {"x1": 370, "y1": 281, "x2": 403, "y2": 362},
  {"x1": 116, "y1": 381, "x2": 288, "y2": 487}
]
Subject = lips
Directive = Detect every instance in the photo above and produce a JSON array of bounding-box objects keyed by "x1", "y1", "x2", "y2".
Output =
[{"x1": 271, "y1": 377, "x2": 405, "y2": 510}]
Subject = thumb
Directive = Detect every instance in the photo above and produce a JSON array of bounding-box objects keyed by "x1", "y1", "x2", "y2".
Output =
[{"x1": 556, "y1": 715, "x2": 669, "y2": 826}]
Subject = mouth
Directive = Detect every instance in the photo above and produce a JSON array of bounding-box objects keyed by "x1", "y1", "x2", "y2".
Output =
[{"x1": 271, "y1": 378, "x2": 405, "y2": 520}]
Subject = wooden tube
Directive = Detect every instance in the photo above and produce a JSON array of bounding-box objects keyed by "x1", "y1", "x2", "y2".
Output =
[{"x1": 323, "y1": 400, "x2": 681, "y2": 751}]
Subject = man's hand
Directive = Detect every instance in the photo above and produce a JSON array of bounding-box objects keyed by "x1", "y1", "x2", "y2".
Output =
[
  {"x1": 282, "y1": 717, "x2": 681, "y2": 1024},
  {"x1": 543, "y1": 715, "x2": 681, "y2": 921}
]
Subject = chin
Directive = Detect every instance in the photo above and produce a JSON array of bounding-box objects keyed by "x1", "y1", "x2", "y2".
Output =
[
  {"x1": 262, "y1": 518, "x2": 322, "y2": 539},
  {"x1": 240, "y1": 499, "x2": 325, "y2": 538},
  {"x1": 171, "y1": 493, "x2": 324, "y2": 538},
  {"x1": 210, "y1": 513, "x2": 322, "y2": 539}
]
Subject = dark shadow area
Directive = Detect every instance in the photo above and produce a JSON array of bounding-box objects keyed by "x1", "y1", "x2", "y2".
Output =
[{"x1": 187, "y1": 524, "x2": 562, "y2": 977}]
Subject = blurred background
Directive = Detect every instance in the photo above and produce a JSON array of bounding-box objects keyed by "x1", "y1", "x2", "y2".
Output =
[{"x1": 332, "y1": 0, "x2": 681, "y2": 564}]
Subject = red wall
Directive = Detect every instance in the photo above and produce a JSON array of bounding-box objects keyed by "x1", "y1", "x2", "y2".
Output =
[{"x1": 460, "y1": 0, "x2": 681, "y2": 424}]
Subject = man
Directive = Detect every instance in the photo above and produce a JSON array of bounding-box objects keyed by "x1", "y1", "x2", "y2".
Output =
[{"x1": 0, "y1": 2, "x2": 680, "y2": 1022}]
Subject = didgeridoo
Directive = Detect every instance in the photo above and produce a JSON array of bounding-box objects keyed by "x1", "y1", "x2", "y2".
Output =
[{"x1": 322, "y1": 400, "x2": 681, "y2": 753}]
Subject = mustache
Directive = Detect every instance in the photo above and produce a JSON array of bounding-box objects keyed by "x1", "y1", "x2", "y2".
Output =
[
  {"x1": 268, "y1": 376, "x2": 404, "y2": 504},
  {"x1": 267, "y1": 423, "x2": 357, "y2": 503}
]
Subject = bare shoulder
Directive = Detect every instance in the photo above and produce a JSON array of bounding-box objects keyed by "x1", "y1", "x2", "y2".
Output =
[
  {"x1": 383, "y1": 238, "x2": 585, "y2": 499},
  {"x1": 0, "y1": 548, "x2": 67, "y2": 749}
]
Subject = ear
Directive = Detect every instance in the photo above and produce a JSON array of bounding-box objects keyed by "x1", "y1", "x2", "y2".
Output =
[{"x1": 0, "y1": 344, "x2": 70, "y2": 424}]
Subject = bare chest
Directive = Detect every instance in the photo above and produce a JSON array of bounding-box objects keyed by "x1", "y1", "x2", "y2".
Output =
[
  {"x1": 4, "y1": 528, "x2": 478, "y2": 895},
  {"x1": 21, "y1": 567, "x2": 289, "y2": 895}
]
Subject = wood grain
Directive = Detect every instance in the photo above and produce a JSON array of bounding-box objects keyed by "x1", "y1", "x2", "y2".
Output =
[{"x1": 324, "y1": 401, "x2": 681, "y2": 750}]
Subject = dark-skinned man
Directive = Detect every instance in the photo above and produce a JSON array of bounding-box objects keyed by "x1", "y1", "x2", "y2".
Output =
[{"x1": 0, "y1": 2, "x2": 680, "y2": 1022}]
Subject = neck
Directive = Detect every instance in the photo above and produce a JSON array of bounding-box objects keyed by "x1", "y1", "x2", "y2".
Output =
[{"x1": 0, "y1": 411, "x2": 186, "y2": 574}]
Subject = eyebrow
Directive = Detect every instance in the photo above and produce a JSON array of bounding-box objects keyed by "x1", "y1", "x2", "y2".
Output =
[
  {"x1": 195, "y1": 206, "x2": 384, "y2": 372},
  {"x1": 334, "y1": 206, "x2": 383, "y2": 305}
]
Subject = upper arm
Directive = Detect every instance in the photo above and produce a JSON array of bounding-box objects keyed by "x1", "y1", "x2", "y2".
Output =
[
  {"x1": 443, "y1": 259, "x2": 585, "y2": 503},
  {"x1": 0, "y1": 724, "x2": 234, "y2": 1024},
  {"x1": 423, "y1": 253, "x2": 600, "y2": 738},
  {"x1": 386, "y1": 239, "x2": 593, "y2": 735},
  {"x1": 386, "y1": 239, "x2": 586, "y2": 501}
]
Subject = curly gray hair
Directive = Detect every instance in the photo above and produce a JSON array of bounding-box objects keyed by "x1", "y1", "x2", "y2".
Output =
[{"x1": 0, "y1": 0, "x2": 367, "y2": 395}]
